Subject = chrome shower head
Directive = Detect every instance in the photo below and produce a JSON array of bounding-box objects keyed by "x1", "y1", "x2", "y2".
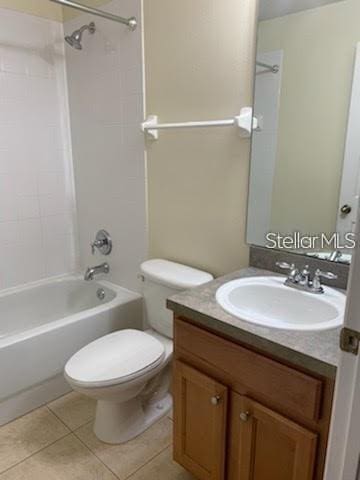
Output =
[{"x1": 65, "y1": 22, "x2": 96, "y2": 50}]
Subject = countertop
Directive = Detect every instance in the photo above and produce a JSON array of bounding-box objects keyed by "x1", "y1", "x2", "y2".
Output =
[{"x1": 167, "y1": 267, "x2": 342, "y2": 379}]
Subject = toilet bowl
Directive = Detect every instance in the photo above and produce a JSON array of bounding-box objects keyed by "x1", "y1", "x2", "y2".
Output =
[
  {"x1": 65, "y1": 259, "x2": 213, "y2": 444},
  {"x1": 65, "y1": 329, "x2": 173, "y2": 443}
]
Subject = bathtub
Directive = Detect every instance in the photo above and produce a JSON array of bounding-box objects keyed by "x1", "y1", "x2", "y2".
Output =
[{"x1": 0, "y1": 275, "x2": 143, "y2": 425}]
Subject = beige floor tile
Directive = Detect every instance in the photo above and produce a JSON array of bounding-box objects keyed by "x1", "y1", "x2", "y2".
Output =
[
  {"x1": 0, "y1": 434, "x2": 117, "y2": 480},
  {"x1": 129, "y1": 447, "x2": 194, "y2": 480},
  {"x1": 0, "y1": 407, "x2": 69, "y2": 474},
  {"x1": 48, "y1": 392, "x2": 96, "y2": 430},
  {"x1": 75, "y1": 416, "x2": 173, "y2": 479}
]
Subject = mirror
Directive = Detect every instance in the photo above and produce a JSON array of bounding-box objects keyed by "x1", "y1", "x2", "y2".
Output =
[{"x1": 247, "y1": 0, "x2": 359, "y2": 264}]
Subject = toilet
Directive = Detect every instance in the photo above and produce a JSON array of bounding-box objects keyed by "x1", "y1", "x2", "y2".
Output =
[{"x1": 64, "y1": 259, "x2": 213, "y2": 444}]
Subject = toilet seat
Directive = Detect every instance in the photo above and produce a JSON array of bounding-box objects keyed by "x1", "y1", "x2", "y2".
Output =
[{"x1": 65, "y1": 330, "x2": 165, "y2": 389}]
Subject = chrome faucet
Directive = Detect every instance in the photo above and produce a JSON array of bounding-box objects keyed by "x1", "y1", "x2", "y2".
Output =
[
  {"x1": 276, "y1": 262, "x2": 301, "y2": 284},
  {"x1": 311, "y1": 269, "x2": 338, "y2": 293},
  {"x1": 328, "y1": 250, "x2": 343, "y2": 262},
  {"x1": 84, "y1": 263, "x2": 110, "y2": 281},
  {"x1": 276, "y1": 261, "x2": 337, "y2": 294},
  {"x1": 91, "y1": 230, "x2": 112, "y2": 255}
]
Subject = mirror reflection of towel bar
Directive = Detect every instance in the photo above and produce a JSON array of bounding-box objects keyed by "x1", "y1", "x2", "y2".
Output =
[{"x1": 256, "y1": 61, "x2": 279, "y2": 73}]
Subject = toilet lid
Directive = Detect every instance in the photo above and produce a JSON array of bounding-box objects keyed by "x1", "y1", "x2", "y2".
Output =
[{"x1": 65, "y1": 329, "x2": 165, "y2": 388}]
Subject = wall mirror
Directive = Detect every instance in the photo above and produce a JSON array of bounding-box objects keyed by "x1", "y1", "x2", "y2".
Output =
[{"x1": 247, "y1": 0, "x2": 360, "y2": 264}]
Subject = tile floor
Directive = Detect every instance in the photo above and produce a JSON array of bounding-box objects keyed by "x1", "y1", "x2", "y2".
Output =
[{"x1": 0, "y1": 392, "x2": 193, "y2": 479}]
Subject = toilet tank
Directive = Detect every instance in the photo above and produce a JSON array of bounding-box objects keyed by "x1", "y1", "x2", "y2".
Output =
[{"x1": 140, "y1": 259, "x2": 213, "y2": 339}]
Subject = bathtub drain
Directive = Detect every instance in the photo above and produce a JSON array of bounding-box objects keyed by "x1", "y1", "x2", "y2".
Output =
[{"x1": 97, "y1": 288, "x2": 106, "y2": 301}]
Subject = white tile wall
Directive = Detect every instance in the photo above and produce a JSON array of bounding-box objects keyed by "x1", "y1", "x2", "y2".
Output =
[
  {"x1": 65, "y1": 0, "x2": 147, "y2": 292},
  {"x1": 0, "y1": 9, "x2": 78, "y2": 289}
]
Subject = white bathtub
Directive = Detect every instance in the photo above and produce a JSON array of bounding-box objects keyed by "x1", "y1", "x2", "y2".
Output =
[{"x1": 0, "y1": 275, "x2": 143, "y2": 425}]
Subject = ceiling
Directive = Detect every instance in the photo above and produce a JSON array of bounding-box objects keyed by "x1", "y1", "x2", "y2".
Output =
[{"x1": 259, "y1": 0, "x2": 344, "y2": 21}]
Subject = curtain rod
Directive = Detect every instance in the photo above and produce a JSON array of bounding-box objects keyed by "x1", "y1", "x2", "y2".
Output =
[{"x1": 50, "y1": 0, "x2": 137, "y2": 30}]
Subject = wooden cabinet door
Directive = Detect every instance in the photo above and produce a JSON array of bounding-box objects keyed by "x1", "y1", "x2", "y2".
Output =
[
  {"x1": 228, "y1": 393, "x2": 318, "y2": 480},
  {"x1": 173, "y1": 360, "x2": 228, "y2": 480}
]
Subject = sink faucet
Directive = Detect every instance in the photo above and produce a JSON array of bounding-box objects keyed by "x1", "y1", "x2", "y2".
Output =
[
  {"x1": 328, "y1": 250, "x2": 343, "y2": 262},
  {"x1": 275, "y1": 261, "x2": 337, "y2": 294},
  {"x1": 84, "y1": 263, "x2": 110, "y2": 281}
]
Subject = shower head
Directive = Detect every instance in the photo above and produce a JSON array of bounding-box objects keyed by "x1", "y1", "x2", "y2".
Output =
[{"x1": 65, "y1": 22, "x2": 96, "y2": 50}]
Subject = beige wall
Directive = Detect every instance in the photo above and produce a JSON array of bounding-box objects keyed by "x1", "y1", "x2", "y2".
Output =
[
  {"x1": 258, "y1": 0, "x2": 360, "y2": 236},
  {"x1": 144, "y1": 0, "x2": 257, "y2": 277},
  {"x1": 0, "y1": 0, "x2": 62, "y2": 21},
  {"x1": 62, "y1": 0, "x2": 110, "y2": 21}
]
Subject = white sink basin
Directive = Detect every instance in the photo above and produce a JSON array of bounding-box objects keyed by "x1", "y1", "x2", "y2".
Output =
[{"x1": 216, "y1": 276, "x2": 345, "y2": 331}]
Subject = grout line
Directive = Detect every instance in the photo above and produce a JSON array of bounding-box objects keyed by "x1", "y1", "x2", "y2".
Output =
[
  {"x1": 0, "y1": 402, "x2": 50, "y2": 429},
  {"x1": 121, "y1": 416, "x2": 174, "y2": 479},
  {"x1": 0, "y1": 397, "x2": 173, "y2": 479},
  {"x1": 45, "y1": 405, "x2": 73, "y2": 431},
  {"x1": 72, "y1": 419, "x2": 173, "y2": 480},
  {"x1": 0, "y1": 397, "x2": 97, "y2": 477},
  {"x1": 0, "y1": 405, "x2": 72, "y2": 476},
  {"x1": 123, "y1": 444, "x2": 172, "y2": 480},
  {"x1": 0, "y1": 432, "x2": 73, "y2": 477},
  {"x1": 122, "y1": 416, "x2": 174, "y2": 479},
  {"x1": 72, "y1": 423, "x2": 121, "y2": 480},
  {"x1": 45, "y1": 404, "x2": 93, "y2": 433}
]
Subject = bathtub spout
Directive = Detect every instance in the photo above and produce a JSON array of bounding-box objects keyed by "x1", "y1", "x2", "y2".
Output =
[{"x1": 84, "y1": 263, "x2": 110, "y2": 281}]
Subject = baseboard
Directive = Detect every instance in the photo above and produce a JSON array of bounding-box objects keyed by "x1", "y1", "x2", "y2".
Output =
[{"x1": 0, "y1": 375, "x2": 72, "y2": 426}]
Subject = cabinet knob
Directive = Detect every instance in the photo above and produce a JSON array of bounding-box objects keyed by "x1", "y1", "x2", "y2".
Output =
[
  {"x1": 240, "y1": 411, "x2": 251, "y2": 422},
  {"x1": 211, "y1": 395, "x2": 221, "y2": 405}
]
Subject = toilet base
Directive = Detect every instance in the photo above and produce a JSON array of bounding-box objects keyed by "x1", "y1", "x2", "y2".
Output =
[{"x1": 94, "y1": 393, "x2": 172, "y2": 444}]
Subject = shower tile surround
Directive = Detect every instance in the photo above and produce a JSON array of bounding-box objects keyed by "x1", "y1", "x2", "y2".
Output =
[
  {"x1": 0, "y1": 8, "x2": 77, "y2": 289},
  {"x1": 64, "y1": 0, "x2": 147, "y2": 293},
  {"x1": 0, "y1": 0, "x2": 147, "y2": 293}
]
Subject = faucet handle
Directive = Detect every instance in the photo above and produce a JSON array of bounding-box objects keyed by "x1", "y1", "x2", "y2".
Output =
[
  {"x1": 314, "y1": 269, "x2": 338, "y2": 281},
  {"x1": 91, "y1": 241, "x2": 97, "y2": 255},
  {"x1": 91, "y1": 230, "x2": 112, "y2": 256},
  {"x1": 276, "y1": 261, "x2": 293, "y2": 270},
  {"x1": 311, "y1": 269, "x2": 338, "y2": 293},
  {"x1": 276, "y1": 261, "x2": 301, "y2": 284},
  {"x1": 299, "y1": 265, "x2": 311, "y2": 286},
  {"x1": 91, "y1": 239, "x2": 104, "y2": 254}
]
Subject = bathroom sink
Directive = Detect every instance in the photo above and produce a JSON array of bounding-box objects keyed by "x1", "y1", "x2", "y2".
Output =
[{"x1": 216, "y1": 276, "x2": 345, "y2": 331}]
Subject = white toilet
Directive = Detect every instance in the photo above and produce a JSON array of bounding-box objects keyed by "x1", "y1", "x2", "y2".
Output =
[{"x1": 64, "y1": 259, "x2": 213, "y2": 444}]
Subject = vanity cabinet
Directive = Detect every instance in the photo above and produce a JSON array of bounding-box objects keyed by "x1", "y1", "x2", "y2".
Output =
[
  {"x1": 174, "y1": 361, "x2": 228, "y2": 480},
  {"x1": 228, "y1": 393, "x2": 317, "y2": 480},
  {"x1": 173, "y1": 317, "x2": 334, "y2": 480}
]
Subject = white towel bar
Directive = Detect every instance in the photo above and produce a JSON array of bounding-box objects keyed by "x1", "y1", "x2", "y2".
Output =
[{"x1": 141, "y1": 107, "x2": 260, "y2": 140}]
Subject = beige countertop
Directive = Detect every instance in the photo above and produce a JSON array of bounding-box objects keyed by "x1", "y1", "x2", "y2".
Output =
[{"x1": 167, "y1": 267, "x2": 342, "y2": 379}]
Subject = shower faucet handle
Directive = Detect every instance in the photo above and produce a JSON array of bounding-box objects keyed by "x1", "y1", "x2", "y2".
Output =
[
  {"x1": 91, "y1": 241, "x2": 100, "y2": 255},
  {"x1": 91, "y1": 230, "x2": 112, "y2": 256}
]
